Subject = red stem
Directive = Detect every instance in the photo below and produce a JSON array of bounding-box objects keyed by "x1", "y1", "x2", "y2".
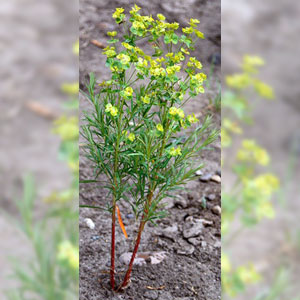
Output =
[
  {"x1": 118, "y1": 191, "x2": 153, "y2": 290},
  {"x1": 118, "y1": 217, "x2": 146, "y2": 290},
  {"x1": 110, "y1": 204, "x2": 116, "y2": 290}
]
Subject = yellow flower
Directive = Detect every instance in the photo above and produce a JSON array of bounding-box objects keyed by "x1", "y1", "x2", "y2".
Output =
[
  {"x1": 112, "y1": 7, "x2": 124, "y2": 19},
  {"x1": 177, "y1": 108, "x2": 185, "y2": 119},
  {"x1": 256, "y1": 201, "x2": 275, "y2": 219},
  {"x1": 57, "y1": 241, "x2": 79, "y2": 270},
  {"x1": 110, "y1": 106, "x2": 118, "y2": 117},
  {"x1": 124, "y1": 86, "x2": 133, "y2": 97},
  {"x1": 141, "y1": 94, "x2": 150, "y2": 104},
  {"x1": 105, "y1": 103, "x2": 118, "y2": 117},
  {"x1": 243, "y1": 55, "x2": 264, "y2": 73},
  {"x1": 166, "y1": 64, "x2": 181, "y2": 75},
  {"x1": 156, "y1": 123, "x2": 164, "y2": 132},
  {"x1": 187, "y1": 113, "x2": 199, "y2": 124},
  {"x1": 195, "y1": 86, "x2": 205, "y2": 94},
  {"x1": 169, "y1": 146, "x2": 182, "y2": 156},
  {"x1": 254, "y1": 80, "x2": 274, "y2": 99},
  {"x1": 181, "y1": 47, "x2": 190, "y2": 55},
  {"x1": 226, "y1": 73, "x2": 250, "y2": 89},
  {"x1": 254, "y1": 174, "x2": 279, "y2": 197},
  {"x1": 103, "y1": 46, "x2": 116, "y2": 58},
  {"x1": 189, "y1": 18, "x2": 200, "y2": 27},
  {"x1": 237, "y1": 139, "x2": 270, "y2": 166},
  {"x1": 128, "y1": 132, "x2": 135, "y2": 142},
  {"x1": 52, "y1": 116, "x2": 78, "y2": 141},
  {"x1": 61, "y1": 82, "x2": 79, "y2": 95},
  {"x1": 132, "y1": 21, "x2": 146, "y2": 30},
  {"x1": 182, "y1": 27, "x2": 193, "y2": 34},
  {"x1": 136, "y1": 57, "x2": 148, "y2": 68},
  {"x1": 107, "y1": 31, "x2": 117, "y2": 37},
  {"x1": 117, "y1": 53, "x2": 131, "y2": 64},
  {"x1": 130, "y1": 4, "x2": 141, "y2": 13},
  {"x1": 169, "y1": 107, "x2": 178, "y2": 115},
  {"x1": 221, "y1": 253, "x2": 231, "y2": 273},
  {"x1": 236, "y1": 264, "x2": 261, "y2": 284},
  {"x1": 157, "y1": 13, "x2": 166, "y2": 21},
  {"x1": 122, "y1": 42, "x2": 134, "y2": 50},
  {"x1": 188, "y1": 57, "x2": 202, "y2": 69},
  {"x1": 223, "y1": 118, "x2": 242, "y2": 134},
  {"x1": 150, "y1": 67, "x2": 166, "y2": 77},
  {"x1": 194, "y1": 29, "x2": 205, "y2": 39}
]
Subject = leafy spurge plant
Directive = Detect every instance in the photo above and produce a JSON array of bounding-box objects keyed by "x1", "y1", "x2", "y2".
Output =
[
  {"x1": 81, "y1": 5, "x2": 218, "y2": 291},
  {"x1": 222, "y1": 56, "x2": 279, "y2": 298}
]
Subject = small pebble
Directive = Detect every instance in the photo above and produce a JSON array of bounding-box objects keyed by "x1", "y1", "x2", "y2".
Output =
[
  {"x1": 212, "y1": 205, "x2": 221, "y2": 215},
  {"x1": 158, "y1": 291, "x2": 173, "y2": 300},
  {"x1": 174, "y1": 196, "x2": 188, "y2": 208},
  {"x1": 126, "y1": 213, "x2": 134, "y2": 219},
  {"x1": 144, "y1": 290, "x2": 158, "y2": 300},
  {"x1": 160, "y1": 224, "x2": 178, "y2": 241},
  {"x1": 195, "y1": 170, "x2": 203, "y2": 176},
  {"x1": 206, "y1": 194, "x2": 216, "y2": 201},
  {"x1": 201, "y1": 241, "x2": 207, "y2": 248},
  {"x1": 183, "y1": 221, "x2": 203, "y2": 238},
  {"x1": 90, "y1": 235, "x2": 100, "y2": 241},
  {"x1": 211, "y1": 174, "x2": 221, "y2": 183},
  {"x1": 188, "y1": 237, "x2": 202, "y2": 246},
  {"x1": 84, "y1": 218, "x2": 95, "y2": 229},
  {"x1": 199, "y1": 173, "x2": 212, "y2": 182},
  {"x1": 216, "y1": 169, "x2": 221, "y2": 176}
]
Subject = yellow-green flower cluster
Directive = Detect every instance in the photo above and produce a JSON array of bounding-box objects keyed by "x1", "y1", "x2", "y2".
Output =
[
  {"x1": 117, "y1": 53, "x2": 131, "y2": 65},
  {"x1": 121, "y1": 86, "x2": 134, "y2": 99},
  {"x1": 57, "y1": 240, "x2": 79, "y2": 270},
  {"x1": 169, "y1": 107, "x2": 185, "y2": 118},
  {"x1": 52, "y1": 116, "x2": 79, "y2": 141},
  {"x1": 187, "y1": 113, "x2": 199, "y2": 124},
  {"x1": 169, "y1": 146, "x2": 182, "y2": 156},
  {"x1": 253, "y1": 80, "x2": 274, "y2": 99},
  {"x1": 226, "y1": 73, "x2": 250, "y2": 89},
  {"x1": 112, "y1": 7, "x2": 125, "y2": 24},
  {"x1": 122, "y1": 130, "x2": 135, "y2": 142},
  {"x1": 141, "y1": 94, "x2": 150, "y2": 104},
  {"x1": 190, "y1": 72, "x2": 206, "y2": 94},
  {"x1": 150, "y1": 66, "x2": 166, "y2": 77},
  {"x1": 242, "y1": 55, "x2": 264, "y2": 73},
  {"x1": 156, "y1": 123, "x2": 164, "y2": 132},
  {"x1": 103, "y1": 46, "x2": 117, "y2": 58},
  {"x1": 166, "y1": 52, "x2": 185, "y2": 63},
  {"x1": 237, "y1": 139, "x2": 270, "y2": 166},
  {"x1": 187, "y1": 57, "x2": 202, "y2": 69},
  {"x1": 61, "y1": 82, "x2": 79, "y2": 95},
  {"x1": 105, "y1": 103, "x2": 118, "y2": 117},
  {"x1": 242, "y1": 173, "x2": 279, "y2": 220},
  {"x1": 128, "y1": 132, "x2": 135, "y2": 142},
  {"x1": 166, "y1": 64, "x2": 181, "y2": 75},
  {"x1": 135, "y1": 57, "x2": 148, "y2": 75},
  {"x1": 157, "y1": 13, "x2": 165, "y2": 21},
  {"x1": 222, "y1": 253, "x2": 261, "y2": 297},
  {"x1": 107, "y1": 31, "x2": 117, "y2": 37}
]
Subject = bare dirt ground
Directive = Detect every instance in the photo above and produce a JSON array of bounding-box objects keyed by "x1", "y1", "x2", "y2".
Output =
[
  {"x1": 222, "y1": 0, "x2": 300, "y2": 298},
  {"x1": 79, "y1": 0, "x2": 221, "y2": 299},
  {"x1": 0, "y1": 0, "x2": 77, "y2": 297}
]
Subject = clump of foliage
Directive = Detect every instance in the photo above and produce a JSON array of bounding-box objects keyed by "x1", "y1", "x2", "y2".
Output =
[
  {"x1": 222, "y1": 55, "x2": 280, "y2": 298},
  {"x1": 81, "y1": 4, "x2": 218, "y2": 290},
  {"x1": 6, "y1": 42, "x2": 79, "y2": 300}
]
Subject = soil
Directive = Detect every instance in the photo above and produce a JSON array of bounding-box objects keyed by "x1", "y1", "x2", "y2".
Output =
[{"x1": 79, "y1": 0, "x2": 221, "y2": 299}]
